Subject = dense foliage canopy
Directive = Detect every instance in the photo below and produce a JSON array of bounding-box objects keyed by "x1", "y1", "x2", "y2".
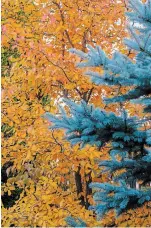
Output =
[{"x1": 2, "y1": 0, "x2": 151, "y2": 227}]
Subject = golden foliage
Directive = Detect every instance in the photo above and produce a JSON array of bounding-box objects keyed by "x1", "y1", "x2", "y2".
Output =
[{"x1": 2, "y1": 0, "x2": 150, "y2": 227}]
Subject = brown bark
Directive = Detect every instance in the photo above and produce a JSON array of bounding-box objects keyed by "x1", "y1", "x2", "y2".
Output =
[
  {"x1": 85, "y1": 172, "x2": 92, "y2": 209},
  {"x1": 75, "y1": 166, "x2": 85, "y2": 207}
]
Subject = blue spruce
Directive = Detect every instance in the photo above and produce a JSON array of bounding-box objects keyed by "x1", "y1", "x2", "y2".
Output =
[{"x1": 44, "y1": 0, "x2": 151, "y2": 224}]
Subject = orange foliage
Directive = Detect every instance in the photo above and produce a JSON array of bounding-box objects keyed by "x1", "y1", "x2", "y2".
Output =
[{"x1": 2, "y1": 0, "x2": 150, "y2": 227}]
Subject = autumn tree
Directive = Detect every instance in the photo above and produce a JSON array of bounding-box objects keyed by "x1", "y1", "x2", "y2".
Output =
[
  {"x1": 45, "y1": 0, "x2": 151, "y2": 227},
  {"x1": 1, "y1": 0, "x2": 138, "y2": 227}
]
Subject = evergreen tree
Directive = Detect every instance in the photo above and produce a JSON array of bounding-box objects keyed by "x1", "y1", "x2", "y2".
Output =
[{"x1": 44, "y1": 0, "x2": 151, "y2": 222}]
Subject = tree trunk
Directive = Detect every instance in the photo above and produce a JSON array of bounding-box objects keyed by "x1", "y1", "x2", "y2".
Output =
[
  {"x1": 75, "y1": 166, "x2": 85, "y2": 207},
  {"x1": 85, "y1": 172, "x2": 92, "y2": 209}
]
